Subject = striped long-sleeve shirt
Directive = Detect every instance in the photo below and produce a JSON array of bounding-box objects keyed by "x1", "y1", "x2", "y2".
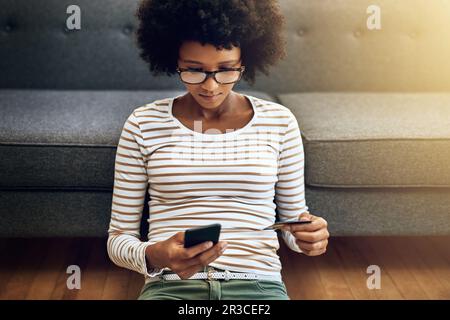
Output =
[{"x1": 107, "y1": 93, "x2": 309, "y2": 283}]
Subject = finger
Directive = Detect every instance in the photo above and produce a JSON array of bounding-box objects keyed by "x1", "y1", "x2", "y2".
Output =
[
  {"x1": 293, "y1": 228, "x2": 330, "y2": 243},
  {"x1": 195, "y1": 241, "x2": 228, "y2": 266},
  {"x1": 177, "y1": 243, "x2": 227, "y2": 279},
  {"x1": 301, "y1": 247, "x2": 327, "y2": 257},
  {"x1": 181, "y1": 240, "x2": 214, "y2": 259},
  {"x1": 296, "y1": 239, "x2": 328, "y2": 252},
  {"x1": 299, "y1": 211, "x2": 313, "y2": 221},
  {"x1": 289, "y1": 218, "x2": 327, "y2": 233},
  {"x1": 181, "y1": 241, "x2": 227, "y2": 269}
]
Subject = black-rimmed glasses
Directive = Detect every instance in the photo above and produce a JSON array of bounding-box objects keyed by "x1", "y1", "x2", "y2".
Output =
[{"x1": 176, "y1": 66, "x2": 245, "y2": 85}]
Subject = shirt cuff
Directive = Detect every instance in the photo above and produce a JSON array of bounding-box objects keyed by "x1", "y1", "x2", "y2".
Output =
[
  {"x1": 281, "y1": 230, "x2": 304, "y2": 254},
  {"x1": 141, "y1": 242, "x2": 166, "y2": 277},
  {"x1": 146, "y1": 267, "x2": 166, "y2": 278}
]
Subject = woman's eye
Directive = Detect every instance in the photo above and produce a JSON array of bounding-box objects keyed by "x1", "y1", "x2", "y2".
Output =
[{"x1": 186, "y1": 68, "x2": 233, "y2": 72}]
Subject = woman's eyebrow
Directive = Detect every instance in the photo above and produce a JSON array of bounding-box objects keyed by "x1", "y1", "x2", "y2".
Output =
[{"x1": 181, "y1": 59, "x2": 239, "y2": 65}]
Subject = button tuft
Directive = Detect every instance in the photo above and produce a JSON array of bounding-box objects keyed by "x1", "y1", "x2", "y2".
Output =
[{"x1": 123, "y1": 26, "x2": 133, "y2": 35}]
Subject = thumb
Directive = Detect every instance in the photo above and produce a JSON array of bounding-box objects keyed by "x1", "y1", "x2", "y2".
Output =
[{"x1": 299, "y1": 211, "x2": 312, "y2": 221}]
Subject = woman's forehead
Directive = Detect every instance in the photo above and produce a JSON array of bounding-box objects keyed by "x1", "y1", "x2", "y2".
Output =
[{"x1": 178, "y1": 41, "x2": 241, "y2": 65}]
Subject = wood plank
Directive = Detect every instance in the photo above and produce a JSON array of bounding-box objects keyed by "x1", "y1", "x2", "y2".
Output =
[
  {"x1": 25, "y1": 238, "x2": 71, "y2": 299},
  {"x1": 0, "y1": 238, "x2": 25, "y2": 298},
  {"x1": 358, "y1": 237, "x2": 428, "y2": 299},
  {"x1": 127, "y1": 271, "x2": 145, "y2": 300},
  {"x1": 352, "y1": 237, "x2": 403, "y2": 299},
  {"x1": 101, "y1": 255, "x2": 132, "y2": 300},
  {"x1": 312, "y1": 237, "x2": 354, "y2": 299},
  {"x1": 412, "y1": 236, "x2": 450, "y2": 296},
  {"x1": 72, "y1": 238, "x2": 109, "y2": 300},
  {"x1": 428, "y1": 236, "x2": 450, "y2": 265},
  {"x1": 332, "y1": 237, "x2": 379, "y2": 299},
  {"x1": 50, "y1": 238, "x2": 91, "y2": 300},
  {"x1": 48, "y1": 238, "x2": 76, "y2": 299},
  {"x1": 1, "y1": 238, "x2": 49, "y2": 299},
  {"x1": 1, "y1": 236, "x2": 448, "y2": 300},
  {"x1": 390, "y1": 236, "x2": 449, "y2": 299},
  {"x1": 279, "y1": 237, "x2": 328, "y2": 300}
]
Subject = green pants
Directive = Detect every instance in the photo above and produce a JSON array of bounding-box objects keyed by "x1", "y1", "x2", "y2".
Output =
[{"x1": 138, "y1": 276, "x2": 290, "y2": 300}]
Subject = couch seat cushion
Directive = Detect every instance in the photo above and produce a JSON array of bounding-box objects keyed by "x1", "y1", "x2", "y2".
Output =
[
  {"x1": 278, "y1": 93, "x2": 450, "y2": 187},
  {"x1": 0, "y1": 89, "x2": 274, "y2": 189}
]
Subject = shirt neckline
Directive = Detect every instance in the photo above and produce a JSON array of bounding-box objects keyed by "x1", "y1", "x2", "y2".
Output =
[{"x1": 168, "y1": 93, "x2": 258, "y2": 138}]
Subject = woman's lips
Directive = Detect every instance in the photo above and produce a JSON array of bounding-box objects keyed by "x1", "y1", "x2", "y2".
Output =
[{"x1": 199, "y1": 93, "x2": 221, "y2": 101}]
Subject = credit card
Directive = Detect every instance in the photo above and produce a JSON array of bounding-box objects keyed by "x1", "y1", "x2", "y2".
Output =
[{"x1": 263, "y1": 220, "x2": 312, "y2": 230}]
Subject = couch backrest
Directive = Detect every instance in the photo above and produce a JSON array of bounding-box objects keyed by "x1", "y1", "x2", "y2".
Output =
[{"x1": 1, "y1": 0, "x2": 450, "y2": 94}]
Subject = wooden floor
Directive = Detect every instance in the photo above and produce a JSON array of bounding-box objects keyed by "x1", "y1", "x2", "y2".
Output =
[{"x1": 0, "y1": 236, "x2": 449, "y2": 300}]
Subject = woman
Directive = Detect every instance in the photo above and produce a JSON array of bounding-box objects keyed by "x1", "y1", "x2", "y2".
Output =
[{"x1": 107, "y1": 0, "x2": 329, "y2": 300}]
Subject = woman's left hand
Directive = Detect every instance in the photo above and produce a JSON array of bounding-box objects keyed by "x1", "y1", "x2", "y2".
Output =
[{"x1": 282, "y1": 211, "x2": 329, "y2": 256}]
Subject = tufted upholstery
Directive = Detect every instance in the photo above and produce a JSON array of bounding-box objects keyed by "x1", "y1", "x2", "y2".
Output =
[
  {"x1": 2, "y1": 0, "x2": 450, "y2": 93},
  {"x1": 1, "y1": 0, "x2": 450, "y2": 236}
]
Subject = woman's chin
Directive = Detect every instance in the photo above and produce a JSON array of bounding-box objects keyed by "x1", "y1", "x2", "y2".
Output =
[{"x1": 195, "y1": 93, "x2": 226, "y2": 108}]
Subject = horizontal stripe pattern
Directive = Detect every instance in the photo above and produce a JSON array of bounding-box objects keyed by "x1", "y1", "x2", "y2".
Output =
[{"x1": 107, "y1": 94, "x2": 308, "y2": 282}]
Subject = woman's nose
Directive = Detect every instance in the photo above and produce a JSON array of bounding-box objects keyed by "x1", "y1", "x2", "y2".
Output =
[{"x1": 201, "y1": 75, "x2": 219, "y2": 91}]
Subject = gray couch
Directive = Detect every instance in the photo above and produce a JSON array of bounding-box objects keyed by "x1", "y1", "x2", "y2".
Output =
[{"x1": 1, "y1": 0, "x2": 449, "y2": 237}]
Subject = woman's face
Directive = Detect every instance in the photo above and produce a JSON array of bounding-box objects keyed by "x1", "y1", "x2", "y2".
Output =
[{"x1": 177, "y1": 41, "x2": 243, "y2": 109}]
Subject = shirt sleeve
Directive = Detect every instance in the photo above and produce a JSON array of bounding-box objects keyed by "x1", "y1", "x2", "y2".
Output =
[
  {"x1": 107, "y1": 111, "x2": 164, "y2": 278},
  {"x1": 275, "y1": 111, "x2": 309, "y2": 253}
]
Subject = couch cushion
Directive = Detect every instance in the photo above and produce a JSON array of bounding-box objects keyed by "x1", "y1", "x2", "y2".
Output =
[
  {"x1": 3, "y1": 0, "x2": 450, "y2": 95},
  {"x1": 278, "y1": 93, "x2": 450, "y2": 187},
  {"x1": 0, "y1": 89, "x2": 275, "y2": 190}
]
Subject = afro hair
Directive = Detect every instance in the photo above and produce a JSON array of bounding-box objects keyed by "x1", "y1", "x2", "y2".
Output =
[{"x1": 135, "y1": 0, "x2": 286, "y2": 85}]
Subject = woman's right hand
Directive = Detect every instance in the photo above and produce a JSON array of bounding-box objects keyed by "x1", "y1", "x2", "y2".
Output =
[{"x1": 145, "y1": 231, "x2": 228, "y2": 280}]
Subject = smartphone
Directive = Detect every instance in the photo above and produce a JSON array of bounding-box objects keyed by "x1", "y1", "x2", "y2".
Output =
[
  {"x1": 264, "y1": 220, "x2": 312, "y2": 231},
  {"x1": 184, "y1": 223, "x2": 222, "y2": 248}
]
